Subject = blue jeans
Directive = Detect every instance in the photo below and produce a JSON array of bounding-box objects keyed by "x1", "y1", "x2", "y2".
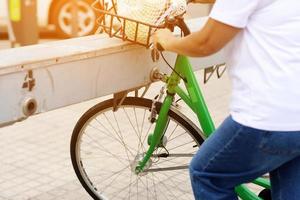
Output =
[{"x1": 189, "y1": 116, "x2": 300, "y2": 200}]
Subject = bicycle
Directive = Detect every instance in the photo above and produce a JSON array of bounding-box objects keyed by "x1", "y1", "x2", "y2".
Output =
[{"x1": 70, "y1": 0, "x2": 272, "y2": 199}]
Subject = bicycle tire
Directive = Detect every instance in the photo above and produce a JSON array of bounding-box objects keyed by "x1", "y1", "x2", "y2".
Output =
[{"x1": 70, "y1": 97, "x2": 205, "y2": 200}]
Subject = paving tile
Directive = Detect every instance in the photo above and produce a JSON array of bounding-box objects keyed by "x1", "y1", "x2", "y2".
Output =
[{"x1": 24, "y1": 192, "x2": 55, "y2": 200}]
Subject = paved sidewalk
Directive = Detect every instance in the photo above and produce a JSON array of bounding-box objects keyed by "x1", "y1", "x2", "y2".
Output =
[{"x1": 0, "y1": 70, "x2": 233, "y2": 200}]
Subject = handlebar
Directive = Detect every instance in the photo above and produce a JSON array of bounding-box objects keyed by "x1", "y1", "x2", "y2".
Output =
[
  {"x1": 155, "y1": 0, "x2": 215, "y2": 51},
  {"x1": 156, "y1": 43, "x2": 165, "y2": 51},
  {"x1": 155, "y1": 16, "x2": 191, "y2": 51},
  {"x1": 155, "y1": 0, "x2": 213, "y2": 51}
]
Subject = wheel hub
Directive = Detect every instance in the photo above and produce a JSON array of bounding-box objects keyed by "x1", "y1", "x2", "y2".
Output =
[{"x1": 130, "y1": 153, "x2": 152, "y2": 176}]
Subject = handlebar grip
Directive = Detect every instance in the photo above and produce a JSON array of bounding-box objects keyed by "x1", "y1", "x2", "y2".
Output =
[
  {"x1": 156, "y1": 43, "x2": 165, "y2": 51},
  {"x1": 177, "y1": 18, "x2": 191, "y2": 37}
]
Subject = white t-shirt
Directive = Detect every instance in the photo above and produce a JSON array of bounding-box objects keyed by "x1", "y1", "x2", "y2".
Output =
[{"x1": 210, "y1": 0, "x2": 300, "y2": 131}]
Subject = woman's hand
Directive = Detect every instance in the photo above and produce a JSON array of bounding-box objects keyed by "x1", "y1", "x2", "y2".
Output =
[
  {"x1": 152, "y1": 18, "x2": 240, "y2": 57},
  {"x1": 153, "y1": 29, "x2": 177, "y2": 51}
]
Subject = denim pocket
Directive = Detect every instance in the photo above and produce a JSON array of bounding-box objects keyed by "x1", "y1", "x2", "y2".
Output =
[{"x1": 259, "y1": 131, "x2": 300, "y2": 155}]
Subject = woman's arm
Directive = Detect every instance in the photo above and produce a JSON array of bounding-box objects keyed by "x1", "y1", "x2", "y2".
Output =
[{"x1": 153, "y1": 18, "x2": 240, "y2": 57}]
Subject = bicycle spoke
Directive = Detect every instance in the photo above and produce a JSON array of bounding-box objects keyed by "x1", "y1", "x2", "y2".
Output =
[
  {"x1": 134, "y1": 107, "x2": 148, "y2": 154},
  {"x1": 155, "y1": 172, "x2": 189, "y2": 197},
  {"x1": 133, "y1": 107, "x2": 147, "y2": 154},
  {"x1": 151, "y1": 173, "x2": 158, "y2": 199},
  {"x1": 90, "y1": 117, "x2": 137, "y2": 155},
  {"x1": 145, "y1": 174, "x2": 150, "y2": 200},
  {"x1": 136, "y1": 175, "x2": 139, "y2": 200},
  {"x1": 87, "y1": 120, "x2": 122, "y2": 145},
  {"x1": 111, "y1": 111, "x2": 135, "y2": 164},
  {"x1": 123, "y1": 108, "x2": 147, "y2": 154},
  {"x1": 168, "y1": 130, "x2": 189, "y2": 143},
  {"x1": 141, "y1": 122, "x2": 154, "y2": 152},
  {"x1": 100, "y1": 165, "x2": 130, "y2": 193},
  {"x1": 110, "y1": 174, "x2": 140, "y2": 199},
  {"x1": 150, "y1": 173, "x2": 173, "y2": 200},
  {"x1": 167, "y1": 123, "x2": 179, "y2": 142},
  {"x1": 104, "y1": 112, "x2": 136, "y2": 158},
  {"x1": 141, "y1": 109, "x2": 146, "y2": 135},
  {"x1": 128, "y1": 171, "x2": 134, "y2": 200},
  {"x1": 167, "y1": 140, "x2": 196, "y2": 151},
  {"x1": 81, "y1": 131, "x2": 128, "y2": 166}
]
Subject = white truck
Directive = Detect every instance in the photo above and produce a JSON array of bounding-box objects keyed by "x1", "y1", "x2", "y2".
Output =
[{"x1": 0, "y1": 17, "x2": 225, "y2": 127}]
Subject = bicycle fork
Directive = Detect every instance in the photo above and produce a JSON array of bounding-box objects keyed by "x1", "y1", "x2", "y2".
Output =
[{"x1": 135, "y1": 94, "x2": 174, "y2": 174}]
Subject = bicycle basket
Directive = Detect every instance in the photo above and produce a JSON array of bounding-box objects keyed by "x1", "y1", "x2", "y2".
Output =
[{"x1": 92, "y1": 0, "x2": 187, "y2": 47}]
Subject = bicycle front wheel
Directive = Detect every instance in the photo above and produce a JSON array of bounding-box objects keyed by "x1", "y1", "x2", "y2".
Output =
[{"x1": 70, "y1": 97, "x2": 204, "y2": 200}]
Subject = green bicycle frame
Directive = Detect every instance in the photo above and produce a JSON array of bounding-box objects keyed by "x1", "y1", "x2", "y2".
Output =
[{"x1": 136, "y1": 55, "x2": 270, "y2": 200}]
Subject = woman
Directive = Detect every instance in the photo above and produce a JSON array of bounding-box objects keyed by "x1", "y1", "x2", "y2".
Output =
[{"x1": 154, "y1": 0, "x2": 300, "y2": 199}]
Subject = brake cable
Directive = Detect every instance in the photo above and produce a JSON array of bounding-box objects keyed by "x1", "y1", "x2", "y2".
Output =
[{"x1": 160, "y1": 50, "x2": 187, "y2": 83}]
